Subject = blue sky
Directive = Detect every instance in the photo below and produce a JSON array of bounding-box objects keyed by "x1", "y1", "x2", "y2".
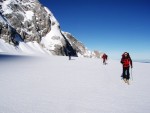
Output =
[{"x1": 39, "y1": 0, "x2": 150, "y2": 60}]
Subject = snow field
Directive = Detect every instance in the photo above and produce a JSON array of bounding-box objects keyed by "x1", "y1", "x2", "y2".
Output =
[{"x1": 0, "y1": 54, "x2": 150, "y2": 113}]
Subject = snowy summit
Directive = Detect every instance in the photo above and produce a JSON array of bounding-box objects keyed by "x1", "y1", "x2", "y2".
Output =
[{"x1": 0, "y1": 0, "x2": 102, "y2": 58}]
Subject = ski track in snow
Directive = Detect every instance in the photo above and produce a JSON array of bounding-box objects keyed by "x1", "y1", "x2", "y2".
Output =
[{"x1": 0, "y1": 54, "x2": 150, "y2": 113}]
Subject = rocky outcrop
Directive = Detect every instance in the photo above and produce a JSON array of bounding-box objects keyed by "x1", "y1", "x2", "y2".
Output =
[
  {"x1": 0, "y1": 0, "x2": 102, "y2": 58},
  {"x1": 0, "y1": 0, "x2": 50, "y2": 44},
  {"x1": 62, "y1": 32, "x2": 92, "y2": 57}
]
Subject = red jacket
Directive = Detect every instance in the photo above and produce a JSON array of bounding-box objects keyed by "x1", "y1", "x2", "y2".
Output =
[
  {"x1": 121, "y1": 52, "x2": 132, "y2": 68},
  {"x1": 102, "y1": 54, "x2": 107, "y2": 60}
]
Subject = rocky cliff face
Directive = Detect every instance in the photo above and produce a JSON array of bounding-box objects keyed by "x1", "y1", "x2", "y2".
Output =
[
  {"x1": 62, "y1": 32, "x2": 92, "y2": 57},
  {"x1": 0, "y1": 0, "x2": 101, "y2": 58},
  {"x1": 0, "y1": 0, "x2": 47, "y2": 44}
]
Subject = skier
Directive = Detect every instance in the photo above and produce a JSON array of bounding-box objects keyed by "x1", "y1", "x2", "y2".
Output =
[
  {"x1": 102, "y1": 53, "x2": 108, "y2": 65},
  {"x1": 120, "y1": 52, "x2": 133, "y2": 85},
  {"x1": 66, "y1": 49, "x2": 71, "y2": 60}
]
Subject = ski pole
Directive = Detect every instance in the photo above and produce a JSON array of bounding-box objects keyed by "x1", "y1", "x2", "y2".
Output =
[{"x1": 131, "y1": 67, "x2": 133, "y2": 80}]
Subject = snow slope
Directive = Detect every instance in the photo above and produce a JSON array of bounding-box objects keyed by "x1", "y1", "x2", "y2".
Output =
[
  {"x1": 0, "y1": 39, "x2": 52, "y2": 55},
  {"x1": 0, "y1": 54, "x2": 150, "y2": 113}
]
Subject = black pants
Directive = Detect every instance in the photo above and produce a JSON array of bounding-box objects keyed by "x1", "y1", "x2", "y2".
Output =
[
  {"x1": 122, "y1": 67, "x2": 130, "y2": 80},
  {"x1": 103, "y1": 59, "x2": 106, "y2": 65},
  {"x1": 69, "y1": 55, "x2": 71, "y2": 60}
]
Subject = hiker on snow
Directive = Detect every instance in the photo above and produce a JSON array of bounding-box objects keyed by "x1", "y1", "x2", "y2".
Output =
[
  {"x1": 63, "y1": 46, "x2": 71, "y2": 60},
  {"x1": 120, "y1": 52, "x2": 133, "y2": 84},
  {"x1": 102, "y1": 53, "x2": 108, "y2": 65},
  {"x1": 66, "y1": 49, "x2": 71, "y2": 60}
]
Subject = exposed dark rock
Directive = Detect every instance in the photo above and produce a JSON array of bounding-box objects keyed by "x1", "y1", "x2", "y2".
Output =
[{"x1": 0, "y1": 0, "x2": 102, "y2": 58}]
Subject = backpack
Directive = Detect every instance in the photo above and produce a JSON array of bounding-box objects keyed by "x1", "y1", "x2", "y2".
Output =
[
  {"x1": 121, "y1": 52, "x2": 131, "y2": 67},
  {"x1": 122, "y1": 58, "x2": 130, "y2": 67}
]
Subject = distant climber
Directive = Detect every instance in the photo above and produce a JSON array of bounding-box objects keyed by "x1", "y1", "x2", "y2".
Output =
[
  {"x1": 102, "y1": 53, "x2": 108, "y2": 65},
  {"x1": 66, "y1": 49, "x2": 71, "y2": 60},
  {"x1": 120, "y1": 52, "x2": 133, "y2": 85}
]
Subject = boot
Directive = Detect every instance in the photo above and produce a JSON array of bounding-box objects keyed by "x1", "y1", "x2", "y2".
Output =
[
  {"x1": 126, "y1": 80, "x2": 130, "y2": 85},
  {"x1": 123, "y1": 78, "x2": 127, "y2": 83}
]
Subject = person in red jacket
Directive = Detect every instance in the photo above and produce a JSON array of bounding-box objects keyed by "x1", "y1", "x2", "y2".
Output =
[
  {"x1": 120, "y1": 52, "x2": 133, "y2": 84},
  {"x1": 102, "y1": 53, "x2": 108, "y2": 65}
]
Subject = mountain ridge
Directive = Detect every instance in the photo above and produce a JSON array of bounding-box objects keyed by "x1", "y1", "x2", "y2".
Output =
[{"x1": 0, "y1": 0, "x2": 102, "y2": 58}]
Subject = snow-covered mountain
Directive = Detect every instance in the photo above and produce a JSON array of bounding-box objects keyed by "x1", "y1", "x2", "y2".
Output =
[{"x1": 0, "y1": 0, "x2": 102, "y2": 58}]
